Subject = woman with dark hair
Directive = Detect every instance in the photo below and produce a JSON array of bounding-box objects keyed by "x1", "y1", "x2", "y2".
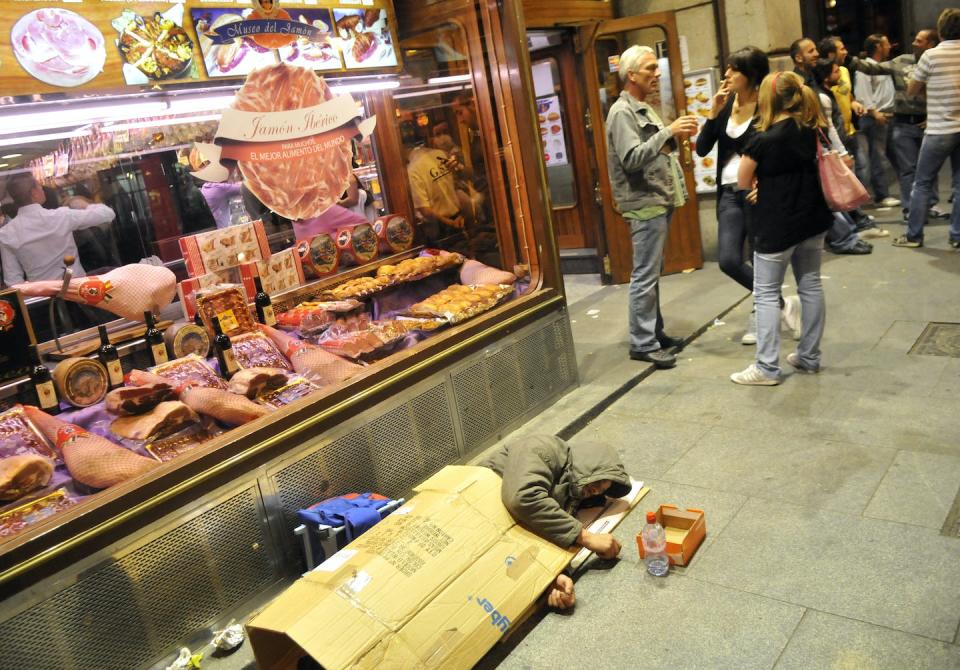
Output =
[{"x1": 696, "y1": 46, "x2": 800, "y2": 345}]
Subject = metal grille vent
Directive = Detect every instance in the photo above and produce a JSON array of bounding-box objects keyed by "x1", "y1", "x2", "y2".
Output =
[
  {"x1": 272, "y1": 383, "x2": 458, "y2": 536},
  {"x1": 0, "y1": 487, "x2": 273, "y2": 670},
  {"x1": 452, "y1": 358, "x2": 498, "y2": 452},
  {"x1": 452, "y1": 317, "x2": 577, "y2": 453}
]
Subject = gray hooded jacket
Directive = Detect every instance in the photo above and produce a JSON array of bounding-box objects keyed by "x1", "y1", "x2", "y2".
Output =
[{"x1": 478, "y1": 435, "x2": 631, "y2": 547}]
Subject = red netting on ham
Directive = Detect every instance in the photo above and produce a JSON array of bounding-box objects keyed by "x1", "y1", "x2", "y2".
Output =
[{"x1": 233, "y1": 63, "x2": 353, "y2": 220}]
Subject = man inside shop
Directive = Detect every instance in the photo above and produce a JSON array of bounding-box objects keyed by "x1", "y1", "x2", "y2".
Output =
[
  {"x1": 404, "y1": 138, "x2": 467, "y2": 249},
  {"x1": 479, "y1": 435, "x2": 632, "y2": 610},
  {"x1": 0, "y1": 174, "x2": 116, "y2": 286}
]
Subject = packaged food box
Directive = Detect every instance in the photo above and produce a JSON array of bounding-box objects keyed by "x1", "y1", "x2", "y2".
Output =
[
  {"x1": 179, "y1": 220, "x2": 270, "y2": 277},
  {"x1": 238, "y1": 247, "x2": 305, "y2": 299},
  {"x1": 335, "y1": 222, "x2": 379, "y2": 267},
  {"x1": 295, "y1": 233, "x2": 340, "y2": 279},
  {"x1": 196, "y1": 286, "x2": 257, "y2": 338},
  {"x1": 372, "y1": 214, "x2": 415, "y2": 255}
]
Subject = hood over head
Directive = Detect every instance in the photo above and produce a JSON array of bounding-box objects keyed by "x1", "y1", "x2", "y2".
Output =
[{"x1": 568, "y1": 441, "x2": 631, "y2": 499}]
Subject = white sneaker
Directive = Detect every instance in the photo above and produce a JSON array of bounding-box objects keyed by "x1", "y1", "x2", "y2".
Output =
[
  {"x1": 879, "y1": 197, "x2": 901, "y2": 208},
  {"x1": 786, "y1": 352, "x2": 819, "y2": 374},
  {"x1": 741, "y1": 309, "x2": 757, "y2": 345},
  {"x1": 730, "y1": 364, "x2": 780, "y2": 386},
  {"x1": 858, "y1": 226, "x2": 890, "y2": 239},
  {"x1": 781, "y1": 296, "x2": 802, "y2": 341}
]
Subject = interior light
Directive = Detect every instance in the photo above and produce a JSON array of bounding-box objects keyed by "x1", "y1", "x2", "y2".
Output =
[
  {"x1": 0, "y1": 164, "x2": 8, "y2": 168},
  {"x1": 105, "y1": 113, "x2": 223, "y2": 133},
  {"x1": 329, "y1": 80, "x2": 400, "y2": 95},
  {"x1": 393, "y1": 84, "x2": 472, "y2": 100},
  {"x1": 0, "y1": 129, "x2": 91, "y2": 148},
  {"x1": 1, "y1": 153, "x2": 22, "y2": 159},
  {"x1": 0, "y1": 101, "x2": 169, "y2": 136},
  {"x1": 426, "y1": 74, "x2": 472, "y2": 85},
  {"x1": 166, "y1": 95, "x2": 237, "y2": 115}
]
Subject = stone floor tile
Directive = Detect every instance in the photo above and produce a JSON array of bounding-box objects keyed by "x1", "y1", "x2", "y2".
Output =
[
  {"x1": 864, "y1": 450, "x2": 960, "y2": 529},
  {"x1": 480, "y1": 569, "x2": 803, "y2": 670},
  {"x1": 691, "y1": 498, "x2": 960, "y2": 641},
  {"x1": 662, "y1": 426, "x2": 896, "y2": 512},
  {"x1": 774, "y1": 610, "x2": 960, "y2": 670}
]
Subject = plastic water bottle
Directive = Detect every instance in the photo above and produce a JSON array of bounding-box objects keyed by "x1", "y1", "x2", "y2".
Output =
[{"x1": 641, "y1": 511, "x2": 669, "y2": 577}]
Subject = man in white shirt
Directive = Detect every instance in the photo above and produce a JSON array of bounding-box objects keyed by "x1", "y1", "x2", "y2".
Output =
[
  {"x1": 854, "y1": 33, "x2": 900, "y2": 208},
  {"x1": 0, "y1": 174, "x2": 116, "y2": 285},
  {"x1": 895, "y1": 8, "x2": 960, "y2": 249}
]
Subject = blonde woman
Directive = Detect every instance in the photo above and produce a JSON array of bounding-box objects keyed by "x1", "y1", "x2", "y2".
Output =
[{"x1": 730, "y1": 71, "x2": 833, "y2": 385}]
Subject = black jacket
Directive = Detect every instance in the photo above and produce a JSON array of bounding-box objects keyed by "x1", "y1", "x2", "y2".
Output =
[{"x1": 695, "y1": 97, "x2": 756, "y2": 193}]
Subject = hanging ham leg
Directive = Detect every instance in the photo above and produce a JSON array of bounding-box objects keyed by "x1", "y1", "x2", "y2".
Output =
[
  {"x1": 14, "y1": 263, "x2": 177, "y2": 322},
  {"x1": 22, "y1": 405, "x2": 159, "y2": 489},
  {"x1": 258, "y1": 324, "x2": 361, "y2": 386},
  {"x1": 126, "y1": 371, "x2": 272, "y2": 426}
]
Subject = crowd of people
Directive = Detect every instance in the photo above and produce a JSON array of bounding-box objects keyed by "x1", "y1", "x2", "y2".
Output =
[{"x1": 608, "y1": 8, "x2": 960, "y2": 385}]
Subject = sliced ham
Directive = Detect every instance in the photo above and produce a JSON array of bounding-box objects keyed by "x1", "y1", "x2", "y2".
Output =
[
  {"x1": 110, "y1": 401, "x2": 199, "y2": 441},
  {"x1": 228, "y1": 368, "x2": 289, "y2": 399},
  {"x1": 0, "y1": 454, "x2": 54, "y2": 501},
  {"x1": 105, "y1": 383, "x2": 178, "y2": 416}
]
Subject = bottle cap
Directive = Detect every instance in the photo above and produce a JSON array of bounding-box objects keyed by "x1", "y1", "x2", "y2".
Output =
[{"x1": 646, "y1": 511, "x2": 657, "y2": 523}]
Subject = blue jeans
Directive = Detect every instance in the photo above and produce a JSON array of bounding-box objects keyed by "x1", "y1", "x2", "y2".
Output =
[
  {"x1": 716, "y1": 186, "x2": 753, "y2": 291},
  {"x1": 753, "y1": 234, "x2": 826, "y2": 378},
  {"x1": 826, "y1": 211, "x2": 860, "y2": 251},
  {"x1": 906, "y1": 133, "x2": 960, "y2": 241},
  {"x1": 628, "y1": 211, "x2": 670, "y2": 352},
  {"x1": 891, "y1": 121, "x2": 939, "y2": 214},
  {"x1": 855, "y1": 115, "x2": 892, "y2": 201}
]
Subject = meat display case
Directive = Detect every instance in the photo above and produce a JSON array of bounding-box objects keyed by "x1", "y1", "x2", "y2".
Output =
[{"x1": 0, "y1": 0, "x2": 576, "y2": 667}]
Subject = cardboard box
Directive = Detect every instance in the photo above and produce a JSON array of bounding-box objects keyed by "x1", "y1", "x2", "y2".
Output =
[
  {"x1": 179, "y1": 220, "x2": 270, "y2": 278},
  {"x1": 246, "y1": 466, "x2": 573, "y2": 670},
  {"x1": 636, "y1": 504, "x2": 706, "y2": 567}
]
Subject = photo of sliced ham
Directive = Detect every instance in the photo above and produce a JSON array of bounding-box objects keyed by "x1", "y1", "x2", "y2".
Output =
[
  {"x1": 11, "y1": 8, "x2": 106, "y2": 87},
  {"x1": 232, "y1": 64, "x2": 354, "y2": 220}
]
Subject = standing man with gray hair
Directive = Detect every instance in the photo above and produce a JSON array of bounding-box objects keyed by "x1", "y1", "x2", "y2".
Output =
[{"x1": 606, "y1": 45, "x2": 698, "y2": 369}]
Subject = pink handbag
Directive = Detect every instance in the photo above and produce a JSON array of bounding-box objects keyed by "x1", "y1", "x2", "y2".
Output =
[{"x1": 816, "y1": 129, "x2": 870, "y2": 211}]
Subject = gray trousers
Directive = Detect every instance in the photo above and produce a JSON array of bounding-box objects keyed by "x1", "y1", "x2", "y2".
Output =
[
  {"x1": 753, "y1": 233, "x2": 826, "y2": 377},
  {"x1": 628, "y1": 210, "x2": 670, "y2": 353}
]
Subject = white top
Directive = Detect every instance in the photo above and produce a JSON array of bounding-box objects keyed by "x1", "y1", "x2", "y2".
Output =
[
  {"x1": 912, "y1": 40, "x2": 960, "y2": 134},
  {"x1": 854, "y1": 57, "x2": 896, "y2": 113},
  {"x1": 720, "y1": 114, "x2": 752, "y2": 186},
  {"x1": 817, "y1": 92, "x2": 848, "y2": 156},
  {"x1": 0, "y1": 202, "x2": 115, "y2": 284}
]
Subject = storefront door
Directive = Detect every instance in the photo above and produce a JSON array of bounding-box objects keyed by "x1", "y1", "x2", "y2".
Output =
[{"x1": 579, "y1": 12, "x2": 704, "y2": 284}]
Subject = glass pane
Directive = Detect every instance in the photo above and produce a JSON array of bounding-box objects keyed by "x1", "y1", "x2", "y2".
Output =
[
  {"x1": 531, "y1": 58, "x2": 576, "y2": 208},
  {"x1": 395, "y1": 23, "x2": 503, "y2": 269}
]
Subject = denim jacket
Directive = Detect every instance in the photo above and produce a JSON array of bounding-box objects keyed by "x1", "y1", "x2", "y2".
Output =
[{"x1": 605, "y1": 90, "x2": 687, "y2": 211}]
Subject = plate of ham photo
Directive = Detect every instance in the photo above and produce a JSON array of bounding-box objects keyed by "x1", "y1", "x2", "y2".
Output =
[
  {"x1": 11, "y1": 8, "x2": 106, "y2": 87},
  {"x1": 278, "y1": 11, "x2": 342, "y2": 71},
  {"x1": 333, "y1": 8, "x2": 397, "y2": 69}
]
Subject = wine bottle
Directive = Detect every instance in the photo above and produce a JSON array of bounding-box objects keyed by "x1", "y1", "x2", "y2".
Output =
[
  {"x1": 29, "y1": 345, "x2": 60, "y2": 415},
  {"x1": 97, "y1": 325, "x2": 124, "y2": 390},
  {"x1": 253, "y1": 275, "x2": 277, "y2": 326},
  {"x1": 212, "y1": 316, "x2": 238, "y2": 379},
  {"x1": 144, "y1": 311, "x2": 169, "y2": 366},
  {"x1": 194, "y1": 311, "x2": 204, "y2": 327}
]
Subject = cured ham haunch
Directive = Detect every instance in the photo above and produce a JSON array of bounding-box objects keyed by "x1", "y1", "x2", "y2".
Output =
[
  {"x1": 232, "y1": 64, "x2": 354, "y2": 220},
  {"x1": 127, "y1": 370, "x2": 272, "y2": 426},
  {"x1": 23, "y1": 405, "x2": 158, "y2": 489},
  {"x1": 105, "y1": 383, "x2": 178, "y2": 416},
  {"x1": 15, "y1": 264, "x2": 177, "y2": 322},
  {"x1": 228, "y1": 368, "x2": 289, "y2": 399},
  {"x1": 258, "y1": 324, "x2": 361, "y2": 386},
  {"x1": 110, "y1": 401, "x2": 199, "y2": 441}
]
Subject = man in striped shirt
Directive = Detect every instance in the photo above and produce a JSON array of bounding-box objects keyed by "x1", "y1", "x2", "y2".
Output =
[{"x1": 894, "y1": 8, "x2": 960, "y2": 248}]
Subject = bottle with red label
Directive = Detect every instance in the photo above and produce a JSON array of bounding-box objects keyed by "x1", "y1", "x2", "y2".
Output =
[{"x1": 29, "y1": 345, "x2": 61, "y2": 415}]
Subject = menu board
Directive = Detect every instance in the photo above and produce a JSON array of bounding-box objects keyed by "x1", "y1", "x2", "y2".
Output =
[
  {"x1": 684, "y1": 68, "x2": 719, "y2": 194},
  {"x1": 536, "y1": 95, "x2": 568, "y2": 168},
  {"x1": 0, "y1": 0, "x2": 401, "y2": 97}
]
